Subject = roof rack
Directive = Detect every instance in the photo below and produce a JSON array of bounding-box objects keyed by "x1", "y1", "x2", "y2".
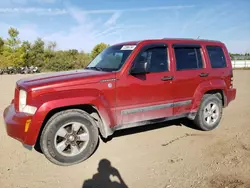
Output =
[
  {"x1": 161, "y1": 37, "x2": 195, "y2": 40},
  {"x1": 161, "y1": 38, "x2": 221, "y2": 42}
]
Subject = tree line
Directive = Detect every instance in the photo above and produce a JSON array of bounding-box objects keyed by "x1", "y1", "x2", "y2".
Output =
[
  {"x1": 229, "y1": 53, "x2": 250, "y2": 60},
  {"x1": 0, "y1": 27, "x2": 109, "y2": 72},
  {"x1": 0, "y1": 27, "x2": 249, "y2": 72}
]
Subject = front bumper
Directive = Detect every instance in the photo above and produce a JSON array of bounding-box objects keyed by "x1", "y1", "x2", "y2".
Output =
[{"x1": 3, "y1": 104, "x2": 33, "y2": 146}]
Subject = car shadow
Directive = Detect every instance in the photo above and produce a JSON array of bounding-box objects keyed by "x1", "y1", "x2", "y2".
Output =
[
  {"x1": 102, "y1": 118, "x2": 200, "y2": 142},
  {"x1": 82, "y1": 159, "x2": 128, "y2": 188}
]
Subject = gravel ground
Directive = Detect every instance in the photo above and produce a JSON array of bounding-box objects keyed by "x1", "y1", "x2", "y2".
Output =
[{"x1": 0, "y1": 70, "x2": 250, "y2": 188}]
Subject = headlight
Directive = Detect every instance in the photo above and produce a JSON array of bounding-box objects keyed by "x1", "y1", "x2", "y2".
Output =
[
  {"x1": 19, "y1": 89, "x2": 27, "y2": 111},
  {"x1": 19, "y1": 89, "x2": 37, "y2": 114}
]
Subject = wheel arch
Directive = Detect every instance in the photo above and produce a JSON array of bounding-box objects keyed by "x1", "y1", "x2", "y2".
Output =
[
  {"x1": 204, "y1": 89, "x2": 226, "y2": 107},
  {"x1": 191, "y1": 79, "x2": 227, "y2": 112},
  {"x1": 34, "y1": 104, "x2": 113, "y2": 152}
]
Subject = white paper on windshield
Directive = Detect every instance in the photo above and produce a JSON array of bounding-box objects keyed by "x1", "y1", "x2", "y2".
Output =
[{"x1": 120, "y1": 45, "x2": 136, "y2": 50}]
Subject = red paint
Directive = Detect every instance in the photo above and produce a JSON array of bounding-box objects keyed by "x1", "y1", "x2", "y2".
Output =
[{"x1": 3, "y1": 38, "x2": 236, "y2": 146}]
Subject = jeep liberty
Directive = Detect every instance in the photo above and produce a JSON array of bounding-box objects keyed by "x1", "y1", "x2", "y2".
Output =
[{"x1": 3, "y1": 38, "x2": 236, "y2": 166}]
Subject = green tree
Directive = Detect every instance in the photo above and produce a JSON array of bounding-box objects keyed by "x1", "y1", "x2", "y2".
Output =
[
  {"x1": 5, "y1": 27, "x2": 21, "y2": 51},
  {"x1": 75, "y1": 52, "x2": 91, "y2": 69},
  {"x1": 45, "y1": 51, "x2": 74, "y2": 71},
  {"x1": 1, "y1": 28, "x2": 24, "y2": 67},
  {"x1": 0, "y1": 37, "x2": 4, "y2": 51},
  {"x1": 47, "y1": 41, "x2": 57, "y2": 51},
  {"x1": 21, "y1": 40, "x2": 31, "y2": 50},
  {"x1": 0, "y1": 37, "x2": 4, "y2": 68},
  {"x1": 91, "y1": 42, "x2": 109, "y2": 59},
  {"x1": 20, "y1": 40, "x2": 32, "y2": 66},
  {"x1": 28, "y1": 38, "x2": 45, "y2": 67}
]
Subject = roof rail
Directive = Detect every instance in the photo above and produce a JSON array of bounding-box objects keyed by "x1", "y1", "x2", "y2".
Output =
[
  {"x1": 161, "y1": 38, "x2": 221, "y2": 42},
  {"x1": 161, "y1": 37, "x2": 195, "y2": 40}
]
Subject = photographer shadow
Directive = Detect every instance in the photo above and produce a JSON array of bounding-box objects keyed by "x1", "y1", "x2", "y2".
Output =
[{"x1": 82, "y1": 159, "x2": 128, "y2": 188}]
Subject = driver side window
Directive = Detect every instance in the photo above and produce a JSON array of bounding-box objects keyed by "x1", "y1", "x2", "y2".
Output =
[{"x1": 132, "y1": 46, "x2": 169, "y2": 73}]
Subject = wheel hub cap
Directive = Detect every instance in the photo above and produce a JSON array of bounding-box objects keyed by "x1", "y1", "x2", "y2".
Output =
[
  {"x1": 204, "y1": 102, "x2": 219, "y2": 126},
  {"x1": 68, "y1": 135, "x2": 75, "y2": 142},
  {"x1": 54, "y1": 122, "x2": 90, "y2": 157}
]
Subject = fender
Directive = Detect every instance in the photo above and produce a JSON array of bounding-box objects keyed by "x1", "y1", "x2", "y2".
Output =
[
  {"x1": 191, "y1": 79, "x2": 227, "y2": 112},
  {"x1": 24, "y1": 89, "x2": 115, "y2": 145}
]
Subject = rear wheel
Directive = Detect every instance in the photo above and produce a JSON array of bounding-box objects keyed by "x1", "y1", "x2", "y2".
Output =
[
  {"x1": 40, "y1": 109, "x2": 99, "y2": 166},
  {"x1": 193, "y1": 94, "x2": 223, "y2": 131}
]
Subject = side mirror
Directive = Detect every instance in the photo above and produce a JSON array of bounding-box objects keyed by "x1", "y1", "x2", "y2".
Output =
[{"x1": 130, "y1": 61, "x2": 148, "y2": 75}]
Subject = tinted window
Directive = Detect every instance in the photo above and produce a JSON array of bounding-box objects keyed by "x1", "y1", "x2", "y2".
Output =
[
  {"x1": 206, "y1": 46, "x2": 227, "y2": 68},
  {"x1": 133, "y1": 47, "x2": 168, "y2": 73},
  {"x1": 174, "y1": 47, "x2": 203, "y2": 70}
]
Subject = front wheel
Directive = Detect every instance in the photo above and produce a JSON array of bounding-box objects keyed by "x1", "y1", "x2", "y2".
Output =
[
  {"x1": 193, "y1": 94, "x2": 223, "y2": 131},
  {"x1": 40, "y1": 109, "x2": 99, "y2": 166}
]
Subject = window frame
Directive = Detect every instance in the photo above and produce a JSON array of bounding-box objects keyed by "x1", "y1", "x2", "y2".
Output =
[
  {"x1": 206, "y1": 45, "x2": 227, "y2": 69},
  {"x1": 129, "y1": 43, "x2": 169, "y2": 74},
  {"x1": 172, "y1": 44, "x2": 205, "y2": 71}
]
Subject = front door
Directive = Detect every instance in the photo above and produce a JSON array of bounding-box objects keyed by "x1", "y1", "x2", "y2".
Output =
[{"x1": 115, "y1": 43, "x2": 174, "y2": 125}]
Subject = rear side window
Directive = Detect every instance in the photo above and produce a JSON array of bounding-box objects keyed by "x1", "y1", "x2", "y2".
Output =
[
  {"x1": 206, "y1": 46, "x2": 227, "y2": 68},
  {"x1": 174, "y1": 46, "x2": 203, "y2": 70}
]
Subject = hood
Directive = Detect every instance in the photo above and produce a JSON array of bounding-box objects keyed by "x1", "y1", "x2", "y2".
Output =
[{"x1": 17, "y1": 69, "x2": 114, "y2": 91}]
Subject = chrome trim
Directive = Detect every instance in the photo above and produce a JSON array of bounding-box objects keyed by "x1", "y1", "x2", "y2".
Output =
[
  {"x1": 121, "y1": 100, "x2": 192, "y2": 115},
  {"x1": 121, "y1": 103, "x2": 172, "y2": 115},
  {"x1": 173, "y1": 100, "x2": 192, "y2": 107},
  {"x1": 99, "y1": 78, "x2": 117, "y2": 83}
]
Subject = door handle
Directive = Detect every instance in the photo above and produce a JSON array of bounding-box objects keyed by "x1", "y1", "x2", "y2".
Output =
[
  {"x1": 199, "y1": 73, "x2": 209, "y2": 77},
  {"x1": 161, "y1": 76, "x2": 174, "y2": 81}
]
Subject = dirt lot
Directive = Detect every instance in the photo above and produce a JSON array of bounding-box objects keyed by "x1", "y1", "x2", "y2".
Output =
[{"x1": 0, "y1": 70, "x2": 250, "y2": 188}]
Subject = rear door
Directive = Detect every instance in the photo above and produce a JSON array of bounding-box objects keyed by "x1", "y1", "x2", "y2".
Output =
[
  {"x1": 171, "y1": 44, "x2": 208, "y2": 115},
  {"x1": 115, "y1": 43, "x2": 174, "y2": 125}
]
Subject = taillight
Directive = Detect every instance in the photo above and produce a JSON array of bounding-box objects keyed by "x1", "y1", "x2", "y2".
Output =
[{"x1": 230, "y1": 70, "x2": 233, "y2": 88}]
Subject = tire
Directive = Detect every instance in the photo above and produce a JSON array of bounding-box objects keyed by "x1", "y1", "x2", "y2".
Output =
[
  {"x1": 40, "y1": 109, "x2": 99, "y2": 166},
  {"x1": 193, "y1": 94, "x2": 223, "y2": 131}
]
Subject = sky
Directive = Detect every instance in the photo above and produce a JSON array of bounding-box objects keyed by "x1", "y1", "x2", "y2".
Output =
[{"x1": 0, "y1": 0, "x2": 249, "y2": 53}]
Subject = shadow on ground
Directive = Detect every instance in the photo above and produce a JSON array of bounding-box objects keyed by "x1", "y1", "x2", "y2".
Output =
[
  {"x1": 82, "y1": 159, "x2": 128, "y2": 188},
  {"x1": 102, "y1": 118, "x2": 200, "y2": 142}
]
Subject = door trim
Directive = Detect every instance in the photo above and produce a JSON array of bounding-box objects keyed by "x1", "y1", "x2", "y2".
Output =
[
  {"x1": 114, "y1": 112, "x2": 189, "y2": 131},
  {"x1": 121, "y1": 100, "x2": 192, "y2": 115}
]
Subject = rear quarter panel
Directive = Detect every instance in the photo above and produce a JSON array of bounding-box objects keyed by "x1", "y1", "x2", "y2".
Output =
[
  {"x1": 190, "y1": 41, "x2": 232, "y2": 111},
  {"x1": 191, "y1": 79, "x2": 227, "y2": 111}
]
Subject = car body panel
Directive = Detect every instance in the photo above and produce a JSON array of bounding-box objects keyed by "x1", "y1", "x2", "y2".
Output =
[{"x1": 115, "y1": 72, "x2": 175, "y2": 125}]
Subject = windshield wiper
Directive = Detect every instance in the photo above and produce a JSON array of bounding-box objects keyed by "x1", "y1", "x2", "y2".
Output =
[{"x1": 85, "y1": 67, "x2": 103, "y2": 71}]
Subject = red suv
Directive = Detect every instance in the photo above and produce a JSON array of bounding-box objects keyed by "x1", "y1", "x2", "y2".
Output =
[{"x1": 3, "y1": 38, "x2": 236, "y2": 166}]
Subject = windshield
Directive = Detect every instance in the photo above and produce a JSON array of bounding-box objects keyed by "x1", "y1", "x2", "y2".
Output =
[{"x1": 86, "y1": 44, "x2": 136, "y2": 72}]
